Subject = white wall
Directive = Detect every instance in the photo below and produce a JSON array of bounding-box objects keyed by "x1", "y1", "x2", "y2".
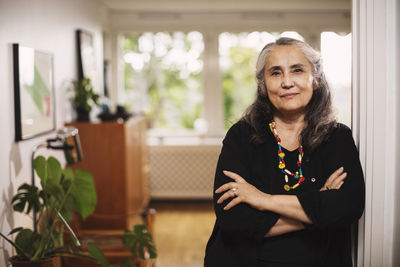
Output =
[{"x1": 0, "y1": 0, "x2": 106, "y2": 264}]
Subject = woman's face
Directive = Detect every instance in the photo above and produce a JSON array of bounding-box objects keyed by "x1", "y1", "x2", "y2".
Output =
[{"x1": 264, "y1": 45, "x2": 314, "y2": 117}]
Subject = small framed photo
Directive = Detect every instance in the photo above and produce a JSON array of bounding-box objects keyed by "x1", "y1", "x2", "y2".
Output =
[
  {"x1": 13, "y1": 44, "x2": 55, "y2": 141},
  {"x1": 76, "y1": 29, "x2": 97, "y2": 83}
]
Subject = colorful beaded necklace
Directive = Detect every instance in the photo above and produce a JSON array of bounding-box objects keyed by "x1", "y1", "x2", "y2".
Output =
[{"x1": 269, "y1": 121, "x2": 306, "y2": 191}]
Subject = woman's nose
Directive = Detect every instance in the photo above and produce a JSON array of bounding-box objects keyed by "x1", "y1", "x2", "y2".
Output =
[{"x1": 281, "y1": 74, "x2": 294, "y2": 89}]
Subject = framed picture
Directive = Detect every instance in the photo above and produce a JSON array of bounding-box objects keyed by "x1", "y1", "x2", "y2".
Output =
[
  {"x1": 13, "y1": 44, "x2": 55, "y2": 141},
  {"x1": 76, "y1": 29, "x2": 97, "y2": 84}
]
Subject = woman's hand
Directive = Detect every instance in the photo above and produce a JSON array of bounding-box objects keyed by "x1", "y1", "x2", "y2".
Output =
[
  {"x1": 320, "y1": 166, "x2": 347, "y2": 191},
  {"x1": 215, "y1": 170, "x2": 269, "y2": 211}
]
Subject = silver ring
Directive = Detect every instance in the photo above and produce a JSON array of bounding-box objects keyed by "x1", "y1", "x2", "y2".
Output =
[{"x1": 231, "y1": 187, "x2": 237, "y2": 196}]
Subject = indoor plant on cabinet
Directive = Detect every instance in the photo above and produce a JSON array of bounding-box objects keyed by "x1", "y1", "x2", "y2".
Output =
[
  {"x1": 71, "y1": 77, "x2": 100, "y2": 121},
  {"x1": 0, "y1": 155, "x2": 97, "y2": 266}
]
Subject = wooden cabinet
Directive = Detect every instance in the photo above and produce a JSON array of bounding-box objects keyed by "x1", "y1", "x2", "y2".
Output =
[{"x1": 66, "y1": 117, "x2": 149, "y2": 230}]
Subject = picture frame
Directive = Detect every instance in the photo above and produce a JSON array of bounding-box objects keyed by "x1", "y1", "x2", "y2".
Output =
[
  {"x1": 76, "y1": 29, "x2": 97, "y2": 83},
  {"x1": 13, "y1": 44, "x2": 56, "y2": 141}
]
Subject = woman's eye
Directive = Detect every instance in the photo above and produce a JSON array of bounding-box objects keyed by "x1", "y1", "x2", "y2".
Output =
[
  {"x1": 271, "y1": 71, "x2": 280, "y2": 76},
  {"x1": 293, "y1": 68, "x2": 303, "y2": 73}
]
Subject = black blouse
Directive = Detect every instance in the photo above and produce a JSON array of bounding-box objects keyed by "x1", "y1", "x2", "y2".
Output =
[{"x1": 204, "y1": 120, "x2": 365, "y2": 267}]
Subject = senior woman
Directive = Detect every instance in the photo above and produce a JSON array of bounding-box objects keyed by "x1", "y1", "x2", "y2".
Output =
[{"x1": 204, "y1": 37, "x2": 365, "y2": 267}]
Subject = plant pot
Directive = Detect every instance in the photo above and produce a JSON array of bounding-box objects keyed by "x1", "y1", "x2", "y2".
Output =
[
  {"x1": 77, "y1": 112, "x2": 90, "y2": 121},
  {"x1": 9, "y1": 256, "x2": 56, "y2": 267},
  {"x1": 76, "y1": 107, "x2": 90, "y2": 121}
]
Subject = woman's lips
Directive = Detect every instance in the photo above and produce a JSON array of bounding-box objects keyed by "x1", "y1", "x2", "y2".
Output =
[{"x1": 281, "y1": 93, "x2": 299, "y2": 98}]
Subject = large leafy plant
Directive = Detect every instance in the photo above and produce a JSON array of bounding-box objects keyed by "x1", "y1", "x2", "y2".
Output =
[
  {"x1": 0, "y1": 155, "x2": 97, "y2": 262},
  {"x1": 88, "y1": 224, "x2": 157, "y2": 267}
]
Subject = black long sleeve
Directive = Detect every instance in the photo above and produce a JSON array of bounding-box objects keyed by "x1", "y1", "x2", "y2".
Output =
[
  {"x1": 213, "y1": 122, "x2": 280, "y2": 241},
  {"x1": 205, "y1": 122, "x2": 365, "y2": 267},
  {"x1": 297, "y1": 124, "x2": 365, "y2": 229}
]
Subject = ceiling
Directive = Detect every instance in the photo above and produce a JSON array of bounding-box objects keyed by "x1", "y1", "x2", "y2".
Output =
[
  {"x1": 99, "y1": 0, "x2": 351, "y2": 34},
  {"x1": 100, "y1": 0, "x2": 351, "y2": 13}
]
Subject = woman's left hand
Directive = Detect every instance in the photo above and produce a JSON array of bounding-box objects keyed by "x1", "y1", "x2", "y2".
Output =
[{"x1": 216, "y1": 170, "x2": 269, "y2": 211}]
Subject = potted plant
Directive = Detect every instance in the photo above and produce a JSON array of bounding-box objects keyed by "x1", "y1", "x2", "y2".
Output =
[
  {"x1": 71, "y1": 78, "x2": 100, "y2": 121},
  {"x1": 0, "y1": 155, "x2": 97, "y2": 266},
  {"x1": 87, "y1": 224, "x2": 157, "y2": 267}
]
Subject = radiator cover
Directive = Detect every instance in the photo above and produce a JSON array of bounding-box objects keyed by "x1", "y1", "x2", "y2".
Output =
[{"x1": 149, "y1": 145, "x2": 222, "y2": 199}]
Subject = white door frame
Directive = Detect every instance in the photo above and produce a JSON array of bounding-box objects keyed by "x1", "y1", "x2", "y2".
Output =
[{"x1": 352, "y1": 0, "x2": 398, "y2": 266}]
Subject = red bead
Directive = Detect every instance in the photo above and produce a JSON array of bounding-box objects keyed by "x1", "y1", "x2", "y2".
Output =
[
  {"x1": 297, "y1": 161, "x2": 300, "y2": 166},
  {"x1": 299, "y1": 177, "x2": 305, "y2": 183},
  {"x1": 277, "y1": 137, "x2": 281, "y2": 142}
]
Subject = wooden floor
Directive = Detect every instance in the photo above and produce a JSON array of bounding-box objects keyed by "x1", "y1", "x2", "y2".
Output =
[{"x1": 148, "y1": 200, "x2": 215, "y2": 267}]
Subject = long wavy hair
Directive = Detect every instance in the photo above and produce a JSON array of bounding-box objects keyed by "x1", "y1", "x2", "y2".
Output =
[{"x1": 242, "y1": 37, "x2": 337, "y2": 152}]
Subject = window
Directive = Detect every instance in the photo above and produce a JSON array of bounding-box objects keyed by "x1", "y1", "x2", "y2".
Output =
[
  {"x1": 321, "y1": 32, "x2": 352, "y2": 127},
  {"x1": 122, "y1": 32, "x2": 204, "y2": 131},
  {"x1": 219, "y1": 32, "x2": 275, "y2": 129},
  {"x1": 119, "y1": 30, "x2": 351, "y2": 137}
]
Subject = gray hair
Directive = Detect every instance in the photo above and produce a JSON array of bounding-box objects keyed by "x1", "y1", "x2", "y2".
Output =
[{"x1": 242, "y1": 37, "x2": 336, "y2": 151}]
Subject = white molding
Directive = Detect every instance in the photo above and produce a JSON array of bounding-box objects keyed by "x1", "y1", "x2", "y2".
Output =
[
  {"x1": 101, "y1": 0, "x2": 350, "y2": 12},
  {"x1": 108, "y1": 11, "x2": 351, "y2": 33},
  {"x1": 383, "y1": 0, "x2": 396, "y2": 264},
  {"x1": 354, "y1": 0, "x2": 398, "y2": 266},
  {"x1": 351, "y1": 1, "x2": 364, "y2": 265},
  {"x1": 202, "y1": 31, "x2": 224, "y2": 136}
]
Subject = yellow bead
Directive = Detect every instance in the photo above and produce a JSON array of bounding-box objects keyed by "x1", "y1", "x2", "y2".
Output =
[
  {"x1": 279, "y1": 162, "x2": 285, "y2": 169},
  {"x1": 278, "y1": 152, "x2": 285, "y2": 158},
  {"x1": 292, "y1": 183, "x2": 300, "y2": 189},
  {"x1": 284, "y1": 185, "x2": 290, "y2": 191},
  {"x1": 285, "y1": 174, "x2": 288, "y2": 183}
]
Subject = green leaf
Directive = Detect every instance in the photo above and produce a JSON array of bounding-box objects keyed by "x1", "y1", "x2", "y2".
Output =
[
  {"x1": 62, "y1": 167, "x2": 74, "y2": 181},
  {"x1": 123, "y1": 224, "x2": 157, "y2": 260},
  {"x1": 15, "y1": 229, "x2": 39, "y2": 258},
  {"x1": 33, "y1": 156, "x2": 47, "y2": 182},
  {"x1": 87, "y1": 242, "x2": 110, "y2": 267},
  {"x1": 61, "y1": 167, "x2": 74, "y2": 194},
  {"x1": 43, "y1": 179, "x2": 65, "y2": 204},
  {"x1": 138, "y1": 243, "x2": 145, "y2": 259},
  {"x1": 47, "y1": 156, "x2": 62, "y2": 184},
  {"x1": 12, "y1": 183, "x2": 42, "y2": 214},
  {"x1": 9, "y1": 227, "x2": 23, "y2": 235},
  {"x1": 71, "y1": 169, "x2": 97, "y2": 219},
  {"x1": 0, "y1": 232, "x2": 30, "y2": 260},
  {"x1": 59, "y1": 195, "x2": 75, "y2": 222},
  {"x1": 121, "y1": 258, "x2": 135, "y2": 267},
  {"x1": 13, "y1": 201, "x2": 26, "y2": 212},
  {"x1": 128, "y1": 240, "x2": 139, "y2": 258}
]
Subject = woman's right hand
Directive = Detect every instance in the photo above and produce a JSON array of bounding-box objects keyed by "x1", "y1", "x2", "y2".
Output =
[{"x1": 320, "y1": 166, "x2": 347, "y2": 191}]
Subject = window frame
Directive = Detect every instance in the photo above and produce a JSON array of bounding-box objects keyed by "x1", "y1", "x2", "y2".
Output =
[
  {"x1": 110, "y1": 28, "x2": 350, "y2": 139},
  {"x1": 114, "y1": 29, "x2": 225, "y2": 137}
]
